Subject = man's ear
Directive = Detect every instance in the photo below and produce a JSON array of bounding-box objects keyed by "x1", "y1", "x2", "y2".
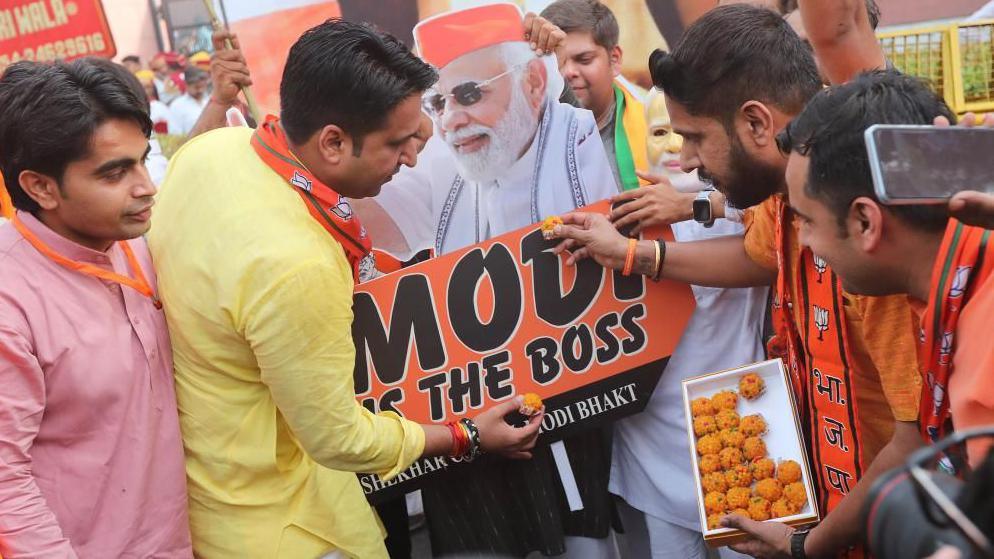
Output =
[
  {"x1": 316, "y1": 124, "x2": 351, "y2": 164},
  {"x1": 849, "y1": 196, "x2": 885, "y2": 252},
  {"x1": 609, "y1": 45, "x2": 623, "y2": 77},
  {"x1": 738, "y1": 100, "x2": 776, "y2": 149},
  {"x1": 524, "y1": 59, "x2": 548, "y2": 110},
  {"x1": 19, "y1": 170, "x2": 61, "y2": 211}
]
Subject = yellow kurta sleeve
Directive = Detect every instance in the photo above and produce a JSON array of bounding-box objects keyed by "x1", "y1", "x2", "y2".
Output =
[{"x1": 241, "y1": 255, "x2": 425, "y2": 479}]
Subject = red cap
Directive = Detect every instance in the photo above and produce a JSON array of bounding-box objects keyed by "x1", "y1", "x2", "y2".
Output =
[{"x1": 414, "y1": 3, "x2": 525, "y2": 69}]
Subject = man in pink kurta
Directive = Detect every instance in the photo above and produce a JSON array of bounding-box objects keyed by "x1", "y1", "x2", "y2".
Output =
[{"x1": 0, "y1": 59, "x2": 191, "y2": 557}]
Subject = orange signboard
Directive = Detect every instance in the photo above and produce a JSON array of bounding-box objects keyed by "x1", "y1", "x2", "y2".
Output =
[
  {"x1": 352, "y1": 201, "x2": 696, "y2": 501},
  {"x1": 0, "y1": 0, "x2": 116, "y2": 74}
]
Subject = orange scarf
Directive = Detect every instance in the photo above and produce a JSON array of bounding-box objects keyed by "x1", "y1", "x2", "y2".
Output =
[
  {"x1": 918, "y1": 220, "x2": 994, "y2": 446},
  {"x1": 0, "y1": 174, "x2": 13, "y2": 219},
  {"x1": 11, "y1": 214, "x2": 160, "y2": 307},
  {"x1": 770, "y1": 198, "x2": 866, "y2": 546},
  {"x1": 251, "y1": 115, "x2": 373, "y2": 282}
]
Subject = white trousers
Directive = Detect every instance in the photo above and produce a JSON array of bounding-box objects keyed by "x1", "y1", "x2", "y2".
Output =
[{"x1": 616, "y1": 499, "x2": 750, "y2": 559}]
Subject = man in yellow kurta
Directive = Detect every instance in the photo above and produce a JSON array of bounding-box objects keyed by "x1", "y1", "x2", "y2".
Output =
[{"x1": 147, "y1": 20, "x2": 542, "y2": 559}]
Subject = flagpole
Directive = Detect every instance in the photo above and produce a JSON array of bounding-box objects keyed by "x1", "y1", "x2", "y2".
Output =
[{"x1": 201, "y1": 0, "x2": 262, "y2": 124}]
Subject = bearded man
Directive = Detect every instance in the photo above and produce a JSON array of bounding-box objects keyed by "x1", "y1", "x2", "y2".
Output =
[{"x1": 357, "y1": 4, "x2": 621, "y2": 556}]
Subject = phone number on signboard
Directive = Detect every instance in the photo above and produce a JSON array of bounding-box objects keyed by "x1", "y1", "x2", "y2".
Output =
[{"x1": 0, "y1": 32, "x2": 107, "y2": 69}]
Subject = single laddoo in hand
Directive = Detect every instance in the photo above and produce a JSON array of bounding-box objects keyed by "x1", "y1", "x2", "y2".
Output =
[
  {"x1": 519, "y1": 393, "x2": 543, "y2": 416},
  {"x1": 540, "y1": 216, "x2": 563, "y2": 240}
]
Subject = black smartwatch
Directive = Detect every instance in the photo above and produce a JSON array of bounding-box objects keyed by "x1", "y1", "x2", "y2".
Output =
[
  {"x1": 693, "y1": 189, "x2": 716, "y2": 228},
  {"x1": 790, "y1": 528, "x2": 810, "y2": 559}
]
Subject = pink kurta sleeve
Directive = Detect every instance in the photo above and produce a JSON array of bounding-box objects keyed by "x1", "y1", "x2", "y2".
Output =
[{"x1": 0, "y1": 321, "x2": 78, "y2": 558}]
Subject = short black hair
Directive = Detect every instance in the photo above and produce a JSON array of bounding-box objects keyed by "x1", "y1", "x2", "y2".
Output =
[
  {"x1": 122, "y1": 54, "x2": 141, "y2": 65},
  {"x1": 541, "y1": 0, "x2": 620, "y2": 50},
  {"x1": 777, "y1": 70, "x2": 953, "y2": 233},
  {"x1": 0, "y1": 58, "x2": 153, "y2": 213},
  {"x1": 649, "y1": 4, "x2": 822, "y2": 126},
  {"x1": 280, "y1": 19, "x2": 437, "y2": 153},
  {"x1": 779, "y1": 0, "x2": 880, "y2": 29}
]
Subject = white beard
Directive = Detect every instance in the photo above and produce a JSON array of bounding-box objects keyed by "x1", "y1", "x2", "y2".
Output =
[
  {"x1": 444, "y1": 81, "x2": 538, "y2": 184},
  {"x1": 651, "y1": 158, "x2": 706, "y2": 193}
]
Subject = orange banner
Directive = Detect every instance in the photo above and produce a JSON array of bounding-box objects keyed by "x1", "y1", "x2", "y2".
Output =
[
  {"x1": 0, "y1": 0, "x2": 116, "y2": 75},
  {"x1": 352, "y1": 201, "x2": 696, "y2": 501}
]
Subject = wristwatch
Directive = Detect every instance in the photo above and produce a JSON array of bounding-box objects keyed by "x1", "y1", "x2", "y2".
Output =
[
  {"x1": 790, "y1": 528, "x2": 811, "y2": 559},
  {"x1": 693, "y1": 189, "x2": 716, "y2": 228}
]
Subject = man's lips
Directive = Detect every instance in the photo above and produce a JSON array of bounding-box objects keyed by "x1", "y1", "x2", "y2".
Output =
[{"x1": 452, "y1": 134, "x2": 488, "y2": 153}]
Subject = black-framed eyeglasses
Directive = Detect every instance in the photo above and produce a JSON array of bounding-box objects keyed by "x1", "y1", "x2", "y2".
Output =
[
  {"x1": 906, "y1": 427, "x2": 994, "y2": 556},
  {"x1": 421, "y1": 61, "x2": 528, "y2": 117}
]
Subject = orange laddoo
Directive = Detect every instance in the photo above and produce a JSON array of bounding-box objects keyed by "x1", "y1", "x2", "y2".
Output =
[
  {"x1": 519, "y1": 393, "x2": 543, "y2": 416},
  {"x1": 754, "y1": 478, "x2": 784, "y2": 501},
  {"x1": 540, "y1": 216, "x2": 563, "y2": 239},
  {"x1": 719, "y1": 428, "x2": 746, "y2": 449},
  {"x1": 712, "y1": 390, "x2": 738, "y2": 411},
  {"x1": 697, "y1": 434, "x2": 723, "y2": 456},
  {"x1": 784, "y1": 482, "x2": 808, "y2": 506},
  {"x1": 724, "y1": 464, "x2": 753, "y2": 488},
  {"x1": 704, "y1": 491, "x2": 728, "y2": 515},
  {"x1": 700, "y1": 454, "x2": 723, "y2": 475},
  {"x1": 730, "y1": 508, "x2": 751, "y2": 520},
  {"x1": 771, "y1": 498, "x2": 801, "y2": 519},
  {"x1": 743, "y1": 436, "x2": 767, "y2": 460},
  {"x1": 718, "y1": 447, "x2": 744, "y2": 470},
  {"x1": 747, "y1": 497, "x2": 772, "y2": 521},
  {"x1": 707, "y1": 513, "x2": 725, "y2": 530},
  {"x1": 701, "y1": 472, "x2": 728, "y2": 494},
  {"x1": 777, "y1": 460, "x2": 803, "y2": 484},
  {"x1": 739, "y1": 414, "x2": 768, "y2": 437},
  {"x1": 691, "y1": 396, "x2": 715, "y2": 417},
  {"x1": 751, "y1": 457, "x2": 776, "y2": 480},
  {"x1": 693, "y1": 415, "x2": 718, "y2": 437},
  {"x1": 738, "y1": 372, "x2": 766, "y2": 400},
  {"x1": 726, "y1": 486, "x2": 751, "y2": 509},
  {"x1": 715, "y1": 409, "x2": 740, "y2": 430}
]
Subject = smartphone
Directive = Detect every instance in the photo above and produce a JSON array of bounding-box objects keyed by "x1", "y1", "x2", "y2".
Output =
[{"x1": 865, "y1": 124, "x2": 994, "y2": 204}]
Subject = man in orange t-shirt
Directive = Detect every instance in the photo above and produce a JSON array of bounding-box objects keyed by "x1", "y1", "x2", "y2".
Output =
[{"x1": 781, "y1": 70, "x2": 994, "y2": 468}]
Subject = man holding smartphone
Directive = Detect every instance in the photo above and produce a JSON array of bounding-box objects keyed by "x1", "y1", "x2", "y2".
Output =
[{"x1": 781, "y1": 70, "x2": 994, "y2": 469}]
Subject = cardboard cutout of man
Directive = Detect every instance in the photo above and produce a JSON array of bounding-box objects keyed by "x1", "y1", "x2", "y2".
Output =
[{"x1": 359, "y1": 4, "x2": 620, "y2": 556}]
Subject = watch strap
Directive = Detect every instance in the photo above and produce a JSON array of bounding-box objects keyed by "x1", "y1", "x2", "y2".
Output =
[{"x1": 790, "y1": 528, "x2": 810, "y2": 559}]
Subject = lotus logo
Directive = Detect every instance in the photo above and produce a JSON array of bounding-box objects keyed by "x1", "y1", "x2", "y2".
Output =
[
  {"x1": 938, "y1": 331, "x2": 954, "y2": 365},
  {"x1": 358, "y1": 253, "x2": 377, "y2": 283},
  {"x1": 813, "y1": 305, "x2": 830, "y2": 341},
  {"x1": 330, "y1": 197, "x2": 354, "y2": 221},
  {"x1": 949, "y1": 265, "x2": 972, "y2": 298},
  {"x1": 290, "y1": 170, "x2": 312, "y2": 192},
  {"x1": 813, "y1": 255, "x2": 828, "y2": 283}
]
